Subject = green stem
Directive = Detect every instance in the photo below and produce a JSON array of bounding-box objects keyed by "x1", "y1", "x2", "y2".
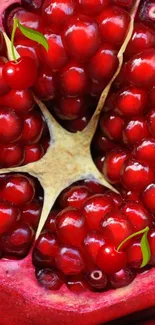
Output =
[
  {"x1": 117, "y1": 226, "x2": 149, "y2": 252},
  {"x1": 11, "y1": 18, "x2": 18, "y2": 63}
]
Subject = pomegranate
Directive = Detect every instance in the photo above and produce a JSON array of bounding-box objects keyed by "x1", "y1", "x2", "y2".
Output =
[{"x1": 0, "y1": 0, "x2": 155, "y2": 325}]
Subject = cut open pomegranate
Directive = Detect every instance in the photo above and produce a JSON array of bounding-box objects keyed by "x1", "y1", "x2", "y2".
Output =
[{"x1": 1, "y1": 0, "x2": 155, "y2": 324}]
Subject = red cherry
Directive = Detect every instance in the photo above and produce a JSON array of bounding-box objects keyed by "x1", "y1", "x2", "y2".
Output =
[
  {"x1": 100, "y1": 113, "x2": 124, "y2": 141},
  {"x1": 122, "y1": 202, "x2": 152, "y2": 231},
  {"x1": 0, "y1": 144, "x2": 25, "y2": 167},
  {"x1": 55, "y1": 246, "x2": 85, "y2": 275},
  {"x1": 36, "y1": 268, "x2": 64, "y2": 290},
  {"x1": 83, "y1": 231, "x2": 105, "y2": 262},
  {"x1": 134, "y1": 139, "x2": 155, "y2": 166},
  {"x1": 0, "y1": 175, "x2": 35, "y2": 206},
  {"x1": 64, "y1": 16, "x2": 100, "y2": 61},
  {"x1": 3, "y1": 57, "x2": 38, "y2": 90},
  {"x1": 100, "y1": 210, "x2": 134, "y2": 247},
  {"x1": 60, "y1": 62, "x2": 87, "y2": 96},
  {"x1": 21, "y1": 111, "x2": 44, "y2": 145},
  {"x1": 21, "y1": 201, "x2": 42, "y2": 230},
  {"x1": 23, "y1": 144, "x2": 44, "y2": 165},
  {"x1": 0, "y1": 89, "x2": 35, "y2": 114},
  {"x1": 97, "y1": 244, "x2": 127, "y2": 274},
  {"x1": 121, "y1": 160, "x2": 155, "y2": 191},
  {"x1": 123, "y1": 118, "x2": 150, "y2": 146},
  {"x1": 142, "y1": 184, "x2": 155, "y2": 213},
  {"x1": 33, "y1": 67, "x2": 55, "y2": 101},
  {"x1": 98, "y1": 5, "x2": 130, "y2": 46},
  {"x1": 55, "y1": 97, "x2": 85, "y2": 120},
  {"x1": 78, "y1": 0, "x2": 111, "y2": 15},
  {"x1": 82, "y1": 194, "x2": 113, "y2": 231},
  {"x1": 85, "y1": 269, "x2": 108, "y2": 290},
  {"x1": 103, "y1": 149, "x2": 128, "y2": 184},
  {"x1": 0, "y1": 202, "x2": 21, "y2": 234},
  {"x1": 42, "y1": 0, "x2": 75, "y2": 27},
  {"x1": 59, "y1": 185, "x2": 91, "y2": 209},
  {"x1": 108, "y1": 268, "x2": 136, "y2": 288},
  {"x1": 56, "y1": 208, "x2": 87, "y2": 247},
  {"x1": 0, "y1": 57, "x2": 10, "y2": 96},
  {"x1": 0, "y1": 108, "x2": 23, "y2": 144}
]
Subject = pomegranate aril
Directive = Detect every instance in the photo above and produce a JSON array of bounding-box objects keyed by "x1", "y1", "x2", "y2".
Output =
[
  {"x1": 126, "y1": 238, "x2": 143, "y2": 268},
  {"x1": 64, "y1": 111, "x2": 90, "y2": 132},
  {"x1": 56, "y1": 208, "x2": 87, "y2": 247},
  {"x1": 33, "y1": 67, "x2": 55, "y2": 101},
  {"x1": 3, "y1": 57, "x2": 38, "y2": 90},
  {"x1": 21, "y1": 201, "x2": 42, "y2": 230},
  {"x1": 148, "y1": 229, "x2": 155, "y2": 265},
  {"x1": 0, "y1": 144, "x2": 24, "y2": 167},
  {"x1": 55, "y1": 97, "x2": 85, "y2": 120},
  {"x1": 85, "y1": 269, "x2": 108, "y2": 290},
  {"x1": 98, "y1": 5, "x2": 130, "y2": 46},
  {"x1": 64, "y1": 16, "x2": 100, "y2": 61},
  {"x1": 0, "y1": 89, "x2": 35, "y2": 114},
  {"x1": 34, "y1": 232, "x2": 60, "y2": 263},
  {"x1": 122, "y1": 118, "x2": 150, "y2": 146},
  {"x1": 108, "y1": 268, "x2": 136, "y2": 288},
  {"x1": 60, "y1": 62, "x2": 87, "y2": 96},
  {"x1": 67, "y1": 275, "x2": 89, "y2": 293},
  {"x1": 42, "y1": 0, "x2": 75, "y2": 27},
  {"x1": 23, "y1": 144, "x2": 44, "y2": 165},
  {"x1": 100, "y1": 113, "x2": 124, "y2": 141},
  {"x1": 59, "y1": 185, "x2": 91, "y2": 209},
  {"x1": 2, "y1": 223, "x2": 34, "y2": 257},
  {"x1": 0, "y1": 174, "x2": 35, "y2": 206},
  {"x1": 55, "y1": 246, "x2": 85, "y2": 275},
  {"x1": 121, "y1": 160, "x2": 155, "y2": 191},
  {"x1": 82, "y1": 194, "x2": 113, "y2": 231},
  {"x1": 105, "y1": 191, "x2": 123, "y2": 208},
  {"x1": 0, "y1": 108, "x2": 23, "y2": 144},
  {"x1": 147, "y1": 109, "x2": 155, "y2": 137},
  {"x1": 78, "y1": 0, "x2": 111, "y2": 15},
  {"x1": 134, "y1": 139, "x2": 155, "y2": 166},
  {"x1": 122, "y1": 202, "x2": 152, "y2": 231},
  {"x1": 93, "y1": 131, "x2": 117, "y2": 152},
  {"x1": 21, "y1": 111, "x2": 44, "y2": 145},
  {"x1": 113, "y1": 0, "x2": 133, "y2": 8},
  {"x1": 0, "y1": 202, "x2": 20, "y2": 234},
  {"x1": 100, "y1": 210, "x2": 134, "y2": 247},
  {"x1": 95, "y1": 155, "x2": 105, "y2": 172},
  {"x1": 0, "y1": 57, "x2": 10, "y2": 96},
  {"x1": 83, "y1": 231, "x2": 105, "y2": 263},
  {"x1": 137, "y1": 0, "x2": 155, "y2": 30},
  {"x1": 96, "y1": 244, "x2": 127, "y2": 274},
  {"x1": 122, "y1": 188, "x2": 140, "y2": 202},
  {"x1": 103, "y1": 149, "x2": 128, "y2": 184},
  {"x1": 79, "y1": 179, "x2": 106, "y2": 194},
  {"x1": 142, "y1": 183, "x2": 155, "y2": 213},
  {"x1": 36, "y1": 269, "x2": 64, "y2": 290},
  {"x1": 45, "y1": 210, "x2": 59, "y2": 233},
  {"x1": 15, "y1": 39, "x2": 40, "y2": 67}
]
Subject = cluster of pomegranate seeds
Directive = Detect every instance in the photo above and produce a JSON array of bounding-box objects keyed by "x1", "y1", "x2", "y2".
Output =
[{"x1": 0, "y1": 173, "x2": 43, "y2": 258}]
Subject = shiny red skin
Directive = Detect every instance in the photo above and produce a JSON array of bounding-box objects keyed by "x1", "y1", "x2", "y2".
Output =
[
  {"x1": 0, "y1": 57, "x2": 10, "y2": 96},
  {"x1": 0, "y1": 144, "x2": 25, "y2": 167},
  {"x1": 59, "y1": 185, "x2": 91, "y2": 209},
  {"x1": 23, "y1": 144, "x2": 44, "y2": 165},
  {"x1": 0, "y1": 202, "x2": 21, "y2": 234},
  {"x1": 0, "y1": 89, "x2": 35, "y2": 114},
  {"x1": 0, "y1": 107, "x2": 23, "y2": 144},
  {"x1": 96, "y1": 244, "x2": 127, "y2": 274}
]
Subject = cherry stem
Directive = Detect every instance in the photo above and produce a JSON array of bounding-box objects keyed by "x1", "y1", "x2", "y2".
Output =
[
  {"x1": 11, "y1": 18, "x2": 18, "y2": 63},
  {"x1": 117, "y1": 226, "x2": 150, "y2": 252}
]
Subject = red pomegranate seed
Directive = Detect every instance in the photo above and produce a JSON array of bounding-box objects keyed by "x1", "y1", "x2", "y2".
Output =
[
  {"x1": 78, "y1": 0, "x2": 111, "y2": 15},
  {"x1": 55, "y1": 246, "x2": 85, "y2": 275},
  {"x1": 137, "y1": 0, "x2": 155, "y2": 30},
  {"x1": 0, "y1": 144, "x2": 25, "y2": 167},
  {"x1": 0, "y1": 202, "x2": 20, "y2": 234},
  {"x1": 83, "y1": 231, "x2": 105, "y2": 262},
  {"x1": 126, "y1": 238, "x2": 142, "y2": 268},
  {"x1": 42, "y1": 0, "x2": 75, "y2": 27},
  {"x1": 64, "y1": 16, "x2": 100, "y2": 61},
  {"x1": 96, "y1": 244, "x2": 127, "y2": 274},
  {"x1": 64, "y1": 111, "x2": 90, "y2": 132},
  {"x1": 21, "y1": 0, "x2": 43, "y2": 13},
  {"x1": 0, "y1": 89, "x2": 35, "y2": 114},
  {"x1": 0, "y1": 175, "x2": 35, "y2": 206},
  {"x1": 2, "y1": 223, "x2": 34, "y2": 257},
  {"x1": 0, "y1": 108, "x2": 23, "y2": 144},
  {"x1": 122, "y1": 202, "x2": 152, "y2": 231},
  {"x1": 59, "y1": 185, "x2": 91, "y2": 209},
  {"x1": 21, "y1": 111, "x2": 44, "y2": 145},
  {"x1": 142, "y1": 183, "x2": 155, "y2": 213},
  {"x1": 21, "y1": 201, "x2": 42, "y2": 230},
  {"x1": 45, "y1": 209, "x2": 59, "y2": 233},
  {"x1": 55, "y1": 97, "x2": 85, "y2": 120},
  {"x1": 67, "y1": 275, "x2": 89, "y2": 292},
  {"x1": 56, "y1": 208, "x2": 87, "y2": 247},
  {"x1": 100, "y1": 210, "x2": 134, "y2": 247},
  {"x1": 23, "y1": 144, "x2": 44, "y2": 165},
  {"x1": 36, "y1": 269, "x2": 64, "y2": 290},
  {"x1": 82, "y1": 194, "x2": 113, "y2": 231},
  {"x1": 103, "y1": 149, "x2": 128, "y2": 184},
  {"x1": 108, "y1": 268, "x2": 136, "y2": 288},
  {"x1": 134, "y1": 139, "x2": 155, "y2": 166},
  {"x1": 15, "y1": 39, "x2": 40, "y2": 67},
  {"x1": 79, "y1": 179, "x2": 106, "y2": 194},
  {"x1": 98, "y1": 5, "x2": 130, "y2": 46},
  {"x1": 0, "y1": 57, "x2": 10, "y2": 96},
  {"x1": 113, "y1": 0, "x2": 133, "y2": 7},
  {"x1": 121, "y1": 189, "x2": 140, "y2": 202},
  {"x1": 147, "y1": 109, "x2": 155, "y2": 137},
  {"x1": 60, "y1": 62, "x2": 87, "y2": 96},
  {"x1": 121, "y1": 160, "x2": 155, "y2": 191},
  {"x1": 100, "y1": 113, "x2": 124, "y2": 141},
  {"x1": 85, "y1": 269, "x2": 108, "y2": 290},
  {"x1": 105, "y1": 191, "x2": 123, "y2": 208},
  {"x1": 122, "y1": 118, "x2": 150, "y2": 146},
  {"x1": 35, "y1": 231, "x2": 60, "y2": 261},
  {"x1": 149, "y1": 87, "x2": 155, "y2": 106},
  {"x1": 148, "y1": 229, "x2": 155, "y2": 265},
  {"x1": 94, "y1": 131, "x2": 117, "y2": 152},
  {"x1": 33, "y1": 67, "x2": 55, "y2": 101}
]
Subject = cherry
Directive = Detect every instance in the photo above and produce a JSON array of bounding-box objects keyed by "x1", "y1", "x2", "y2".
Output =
[
  {"x1": 100, "y1": 113, "x2": 124, "y2": 141},
  {"x1": 21, "y1": 111, "x2": 44, "y2": 145},
  {"x1": 134, "y1": 139, "x2": 155, "y2": 166},
  {"x1": 85, "y1": 269, "x2": 108, "y2": 290},
  {"x1": 59, "y1": 185, "x2": 91, "y2": 209},
  {"x1": 126, "y1": 238, "x2": 142, "y2": 268},
  {"x1": 100, "y1": 210, "x2": 134, "y2": 247},
  {"x1": 125, "y1": 23, "x2": 155, "y2": 58},
  {"x1": 123, "y1": 118, "x2": 150, "y2": 146},
  {"x1": 3, "y1": 57, "x2": 38, "y2": 90},
  {"x1": 55, "y1": 246, "x2": 85, "y2": 275},
  {"x1": 36, "y1": 269, "x2": 64, "y2": 290},
  {"x1": 126, "y1": 49, "x2": 155, "y2": 88},
  {"x1": 34, "y1": 232, "x2": 60, "y2": 267},
  {"x1": 148, "y1": 229, "x2": 155, "y2": 265},
  {"x1": 67, "y1": 275, "x2": 89, "y2": 292},
  {"x1": 64, "y1": 16, "x2": 100, "y2": 61},
  {"x1": 0, "y1": 174, "x2": 35, "y2": 206},
  {"x1": 21, "y1": 201, "x2": 42, "y2": 230},
  {"x1": 142, "y1": 184, "x2": 155, "y2": 213},
  {"x1": 147, "y1": 109, "x2": 155, "y2": 137},
  {"x1": 45, "y1": 209, "x2": 59, "y2": 233},
  {"x1": 96, "y1": 244, "x2": 127, "y2": 274},
  {"x1": 55, "y1": 97, "x2": 85, "y2": 120},
  {"x1": 122, "y1": 202, "x2": 152, "y2": 231},
  {"x1": 108, "y1": 268, "x2": 136, "y2": 288},
  {"x1": 0, "y1": 144, "x2": 23, "y2": 168},
  {"x1": 60, "y1": 62, "x2": 87, "y2": 96},
  {"x1": 83, "y1": 231, "x2": 105, "y2": 263},
  {"x1": 0, "y1": 108, "x2": 23, "y2": 144},
  {"x1": 15, "y1": 39, "x2": 40, "y2": 67},
  {"x1": 78, "y1": 0, "x2": 111, "y2": 15},
  {"x1": 0, "y1": 89, "x2": 35, "y2": 114},
  {"x1": 113, "y1": 86, "x2": 148, "y2": 117},
  {"x1": 56, "y1": 208, "x2": 87, "y2": 247},
  {"x1": 0, "y1": 202, "x2": 20, "y2": 234},
  {"x1": 89, "y1": 44, "x2": 119, "y2": 82},
  {"x1": 0, "y1": 57, "x2": 10, "y2": 96},
  {"x1": 121, "y1": 160, "x2": 155, "y2": 191},
  {"x1": 23, "y1": 144, "x2": 44, "y2": 165},
  {"x1": 33, "y1": 67, "x2": 55, "y2": 101},
  {"x1": 82, "y1": 194, "x2": 113, "y2": 231},
  {"x1": 2, "y1": 223, "x2": 34, "y2": 257},
  {"x1": 98, "y1": 5, "x2": 130, "y2": 46},
  {"x1": 42, "y1": 0, "x2": 75, "y2": 27},
  {"x1": 103, "y1": 149, "x2": 128, "y2": 184},
  {"x1": 39, "y1": 33, "x2": 67, "y2": 71}
]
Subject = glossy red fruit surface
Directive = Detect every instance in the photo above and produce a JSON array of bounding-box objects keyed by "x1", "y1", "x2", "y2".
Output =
[
  {"x1": 59, "y1": 185, "x2": 91, "y2": 208},
  {"x1": 0, "y1": 144, "x2": 24, "y2": 167},
  {"x1": 55, "y1": 246, "x2": 85, "y2": 275},
  {"x1": 36, "y1": 268, "x2": 64, "y2": 290},
  {"x1": 97, "y1": 244, "x2": 127, "y2": 274},
  {"x1": 0, "y1": 202, "x2": 20, "y2": 234}
]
